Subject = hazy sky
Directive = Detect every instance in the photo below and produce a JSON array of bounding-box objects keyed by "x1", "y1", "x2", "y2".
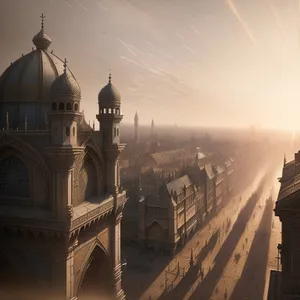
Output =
[{"x1": 1, "y1": 0, "x2": 300, "y2": 129}]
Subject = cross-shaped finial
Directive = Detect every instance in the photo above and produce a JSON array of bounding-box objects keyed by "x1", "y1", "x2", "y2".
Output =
[
  {"x1": 40, "y1": 13, "x2": 45, "y2": 29},
  {"x1": 108, "y1": 70, "x2": 112, "y2": 83},
  {"x1": 63, "y1": 58, "x2": 68, "y2": 73}
]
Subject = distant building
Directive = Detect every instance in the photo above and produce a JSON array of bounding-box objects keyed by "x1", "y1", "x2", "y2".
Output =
[
  {"x1": 225, "y1": 157, "x2": 235, "y2": 194},
  {"x1": 138, "y1": 175, "x2": 202, "y2": 253},
  {"x1": 214, "y1": 164, "x2": 225, "y2": 211},
  {"x1": 134, "y1": 111, "x2": 138, "y2": 143}
]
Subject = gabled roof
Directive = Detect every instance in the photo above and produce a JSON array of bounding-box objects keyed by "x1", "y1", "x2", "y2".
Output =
[
  {"x1": 204, "y1": 163, "x2": 215, "y2": 180},
  {"x1": 150, "y1": 148, "x2": 190, "y2": 166},
  {"x1": 166, "y1": 175, "x2": 192, "y2": 196}
]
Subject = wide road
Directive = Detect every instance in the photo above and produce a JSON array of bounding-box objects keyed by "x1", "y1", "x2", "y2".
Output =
[{"x1": 123, "y1": 164, "x2": 279, "y2": 300}]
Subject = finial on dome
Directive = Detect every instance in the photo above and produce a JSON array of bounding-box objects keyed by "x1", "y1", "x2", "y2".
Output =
[
  {"x1": 63, "y1": 58, "x2": 68, "y2": 73},
  {"x1": 32, "y1": 14, "x2": 52, "y2": 50},
  {"x1": 108, "y1": 72, "x2": 112, "y2": 84},
  {"x1": 40, "y1": 13, "x2": 45, "y2": 29}
]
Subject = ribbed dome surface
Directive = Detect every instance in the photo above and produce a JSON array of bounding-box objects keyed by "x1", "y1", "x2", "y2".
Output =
[
  {"x1": 51, "y1": 71, "x2": 81, "y2": 101},
  {"x1": 98, "y1": 75, "x2": 121, "y2": 107},
  {"x1": 0, "y1": 32, "x2": 79, "y2": 129}
]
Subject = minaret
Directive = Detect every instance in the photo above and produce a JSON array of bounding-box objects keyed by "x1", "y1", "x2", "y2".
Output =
[
  {"x1": 96, "y1": 73, "x2": 126, "y2": 300},
  {"x1": 49, "y1": 58, "x2": 81, "y2": 147},
  {"x1": 134, "y1": 111, "x2": 139, "y2": 143},
  {"x1": 97, "y1": 73, "x2": 124, "y2": 193},
  {"x1": 151, "y1": 118, "x2": 155, "y2": 139},
  {"x1": 47, "y1": 58, "x2": 83, "y2": 219}
]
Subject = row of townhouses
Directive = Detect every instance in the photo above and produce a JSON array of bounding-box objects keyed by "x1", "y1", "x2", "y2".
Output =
[{"x1": 137, "y1": 153, "x2": 235, "y2": 254}]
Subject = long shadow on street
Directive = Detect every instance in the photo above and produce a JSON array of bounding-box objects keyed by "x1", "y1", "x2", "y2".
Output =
[
  {"x1": 230, "y1": 197, "x2": 273, "y2": 300},
  {"x1": 159, "y1": 174, "x2": 268, "y2": 300},
  {"x1": 188, "y1": 174, "x2": 269, "y2": 300}
]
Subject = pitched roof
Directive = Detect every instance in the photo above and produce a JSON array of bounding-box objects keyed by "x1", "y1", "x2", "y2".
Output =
[
  {"x1": 166, "y1": 175, "x2": 192, "y2": 195},
  {"x1": 150, "y1": 148, "x2": 190, "y2": 166},
  {"x1": 204, "y1": 163, "x2": 215, "y2": 180}
]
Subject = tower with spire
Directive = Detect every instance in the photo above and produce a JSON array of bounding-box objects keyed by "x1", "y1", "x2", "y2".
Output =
[
  {"x1": 97, "y1": 73, "x2": 126, "y2": 300},
  {"x1": 134, "y1": 111, "x2": 139, "y2": 143},
  {"x1": 0, "y1": 15, "x2": 127, "y2": 300},
  {"x1": 151, "y1": 118, "x2": 155, "y2": 139}
]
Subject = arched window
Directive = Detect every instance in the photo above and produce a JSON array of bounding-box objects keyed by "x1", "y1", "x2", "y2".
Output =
[
  {"x1": 108, "y1": 108, "x2": 111, "y2": 114},
  {"x1": 59, "y1": 102, "x2": 65, "y2": 111},
  {"x1": 103, "y1": 108, "x2": 106, "y2": 114},
  {"x1": 78, "y1": 156, "x2": 97, "y2": 204},
  {"x1": 52, "y1": 102, "x2": 57, "y2": 110},
  {"x1": 74, "y1": 103, "x2": 79, "y2": 112},
  {"x1": 73, "y1": 127, "x2": 75, "y2": 136},
  {"x1": 117, "y1": 128, "x2": 119, "y2": 136},
  {"x1": 66, "y1": 126, "x2": 70, "y2": 137},
  {"x1": 114, "y1": 128, "x2": 116, "y2": 138},
  {"x1": 66, "y1": 103, "x2": 72, "y2": 111},
  {"x1": 116, "y1": 108, "x2": 119, "y2": 115},
  {"x1": 0, "y1": 156, "x2": 30, "y2": 198}
]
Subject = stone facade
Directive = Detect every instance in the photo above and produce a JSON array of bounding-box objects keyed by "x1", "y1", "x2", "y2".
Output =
[
  {"x1": 274, "y1": 152, "x2": 300, "y2": 297},
  {"x1": 0, "y1": 16, "x2": 126, "y2": 300},
  {"x1": 138, "y1": 175, "x2": 204, "y2": 253}
]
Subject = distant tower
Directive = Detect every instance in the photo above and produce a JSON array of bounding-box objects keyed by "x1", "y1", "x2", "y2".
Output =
[
  {"x1": 151, "y1": 118, "x2": 155, "y2": 138},
  {"x1": 134, "y1": 111, "x2": 139, "y2": 143}
]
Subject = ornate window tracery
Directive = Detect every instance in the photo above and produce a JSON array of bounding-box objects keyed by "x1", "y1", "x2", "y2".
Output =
[{"x1": 0, "y1": 156, "x2": 30, "y2": 198}]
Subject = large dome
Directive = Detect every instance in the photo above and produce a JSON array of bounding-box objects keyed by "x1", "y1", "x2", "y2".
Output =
[{"x1": 0, "y1": 20, "x2": 79, "y2": 130}]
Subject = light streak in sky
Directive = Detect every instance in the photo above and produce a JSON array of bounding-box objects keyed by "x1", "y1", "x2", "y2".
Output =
[
  {"x1": 270, "y1": 4, "x2": 283, "y2": 34},
  {"x1": 190, "y1": 25, "x2": 200, "y2": 35},
  {"x1": 225, "y1": 0, "x2": 256, "y2": 44},
  {"x1": 175, "y1": 32, "x2": 185, "y2": 41},
  {"x1": 75, "y1": 0, "x2": 89, "y2": 12},
  {"x1": 117, "y1": 37, "x2": 137, "y2": 57},
  {"x1": 183, "y1": 45, "x2": 195, "y2": 54}
]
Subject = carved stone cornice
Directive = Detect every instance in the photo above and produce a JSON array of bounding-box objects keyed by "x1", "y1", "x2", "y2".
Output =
[{"x1": 45, "y1": 146, "x2": 84, "y2": 170}]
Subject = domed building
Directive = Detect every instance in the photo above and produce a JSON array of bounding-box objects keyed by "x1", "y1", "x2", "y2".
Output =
[{"x1": 0, "y1": 15, "x2": 126, "y2": 300}]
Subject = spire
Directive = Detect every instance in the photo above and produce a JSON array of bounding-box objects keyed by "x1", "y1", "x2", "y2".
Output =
[
  {"x1": 40, "y1": 13, "x2": 45, "y2": 29},
  {"x1": 92, "y1": 120, "x2": 95, "y2": 130},
  {"x1": 108, "y1": 72, "x2": 112, "y2": 84},
  {"x1": 284, "y1": 154, "x2": 286, "y2": 166},
  {"x1": 63, "y1": 58, "x2": 68, "y2": 73}
]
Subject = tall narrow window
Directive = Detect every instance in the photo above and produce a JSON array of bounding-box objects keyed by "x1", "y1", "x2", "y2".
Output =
[{"x1": 66, "y1": 126, "x2": 70, "y2": 137}]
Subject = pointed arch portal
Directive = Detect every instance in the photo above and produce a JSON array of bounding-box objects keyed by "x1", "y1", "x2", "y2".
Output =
[{"x1": 77, "y1": 245, "x2": 113, "y2": 300}]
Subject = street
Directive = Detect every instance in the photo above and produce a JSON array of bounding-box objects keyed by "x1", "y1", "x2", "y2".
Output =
[{"x1": 122, "y1": 163, "x2": 281, "y2": 300}]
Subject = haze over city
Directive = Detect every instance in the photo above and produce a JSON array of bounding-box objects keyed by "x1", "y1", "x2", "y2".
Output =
[
  {"x1": 1, "y1": 0, "x2": 300, "y2": 129},
  {"x1": 2, "y1": 1, "x2": 300, "y2": 300}
]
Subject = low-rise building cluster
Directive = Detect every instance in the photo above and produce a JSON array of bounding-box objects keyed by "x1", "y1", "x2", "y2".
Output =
[{"x1": 137, "y1": 152, "x2": 235, "y2": 253}]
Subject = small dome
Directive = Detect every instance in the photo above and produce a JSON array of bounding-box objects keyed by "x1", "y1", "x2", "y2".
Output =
[
  {"x1": 32, "y1": 28, "x2": 51, "y2": 50},
  {"x1": 98, "y1": 74, "x2": 121, "y2": 107},
  {"x1": 51, "y1": 60, "x2": 81, "y2": 101}
]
